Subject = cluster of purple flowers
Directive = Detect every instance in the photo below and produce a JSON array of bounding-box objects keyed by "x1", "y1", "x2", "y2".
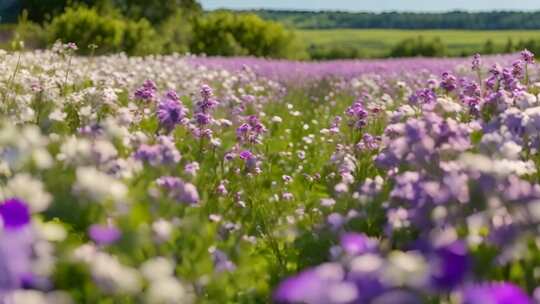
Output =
[
  {"x1": 275, "y1": 51, "x2": 540, "y2": 304},
  {"x1": 157, "y1": 90, "x2": 188, "y2": 133},
  {"x1": 156, "y1": 176, "x2": 200, "y2": 204},
  {"x1": 191, "y1": 85, "x2": 219, "y2": 139},
  {"x1": 345, "y1": 99, "x2": 369, "y2": 129},
  {"x1": 134, "y1": 80, "x2": 157, "y2": 102},
  {"x1": 236, "y1": 115, "x2": 267, "y2": 145},
  {"x1": 134, "y1": 135, "x2": 181, "y2": 166},
  {"x1": 0, "y1": 198, "x2": 35, "y2": 295}
]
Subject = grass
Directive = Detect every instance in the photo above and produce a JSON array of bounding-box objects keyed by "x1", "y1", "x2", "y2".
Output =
[{"x1": 297, "y1": 29, "x2": 540, "y2": 57}]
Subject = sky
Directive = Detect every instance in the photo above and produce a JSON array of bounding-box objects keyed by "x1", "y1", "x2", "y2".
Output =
[{"x1": 199, "y1": 0, "x2": 540, "y2": 12}]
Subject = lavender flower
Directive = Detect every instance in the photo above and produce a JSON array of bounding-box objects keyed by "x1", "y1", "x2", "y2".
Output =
[
  {"x1": 156, "y1": 176, "x2": 200, "y2": 204},
  {"x1": 0, "y1": 198, "x2": 30, "y2": 229},
  {"x1": 340, "y1": 233, "x2": 377, "y2": 256},
  {"x1": 521, "y1": 49, "x2": 535, "y2": 64},
  {"x1": 134, "y1": 80, "x2": 157, "y2": 101},
  {"x1": 472, "y1": 53, "x2": 481, "y2": 71},
  {"x1": 462, "y1": 282, "x2": 531, "y2": 304},
  {"x1": 89, "y1": 224, "x2": 122, "y2": 245},
  {"x1": 157, "y1": 90, "x2": 187, "y2": 133}
]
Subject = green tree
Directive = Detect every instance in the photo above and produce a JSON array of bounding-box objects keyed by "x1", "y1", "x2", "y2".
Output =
[
  {"x1": 47, "y1": 6, "x2": 162, "y2": 55},
  {"x1": 190, "y1": 11, "x2": 307, "y2": 59},
  {"x1": 109, "y1": 0, "x2": 201, "y2": 25}
]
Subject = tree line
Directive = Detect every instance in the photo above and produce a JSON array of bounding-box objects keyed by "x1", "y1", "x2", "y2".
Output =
[{"x1": 255, "y1": 10, "x2": 540, "y2": 29}]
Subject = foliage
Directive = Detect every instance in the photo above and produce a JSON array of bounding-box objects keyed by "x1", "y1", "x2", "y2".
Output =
[
  {"x1": 158, "y1": 9, "x2": 195, "y2": 55},
  {"x1": 121, "y1": 18, "x2": 162, "y2": 56},
  {"x1": 389, "y1": 36, "x2": 447, "y2": 57},
  {"x1": 108, "y1": 0, "x2": 201, "y2": 25},
  {"x1": 19, "y1": 0, "x2": 101, "y2": 23},
  {"x1": 307, "y1": 44, "x2": 365, "y2": 60},
  {"x1": 191, "y1": 11, "x2": 308, "y2": 59},
  {"x1": 47, "y1": 6, "x2": 161, "y2": 55},
  {"x1": 16, "y1": 0, "x2": 200, "y2": 25}
]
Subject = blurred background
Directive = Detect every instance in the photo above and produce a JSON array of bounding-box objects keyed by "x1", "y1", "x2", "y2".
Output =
[{"x1": 2, "y1": 0, "x2": 540, "y2": 59}]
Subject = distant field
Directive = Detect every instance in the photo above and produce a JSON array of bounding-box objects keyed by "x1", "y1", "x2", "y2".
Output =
[{"x1": 297, "y1": 29, "x2": 540, "y2": 57}]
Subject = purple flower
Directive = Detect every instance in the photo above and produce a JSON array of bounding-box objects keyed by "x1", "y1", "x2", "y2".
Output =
[
  {"x1": 194, "y1": 112, "x2": 211, "y2": 126},
  {"x1": 462, "y1": 282, "x2": 531, "y2": 304},
  {"x1": 409, "y1": 88, "x2": 437, "y2": 105},
  {"x1": 239, "y1": 150, "x2": 254, "y2": 160},
  {"x1": 0, "y1": 198, "x2": 31, "y2": 230},
  {"x1": 273, "y1": 263, "x2": 356, "y2": 304},
  {"x1": 209, "y1": 247, "x2": 236, "y2": 273},
  {"x1": 430, "y1": 241, "x2": 469, "y2": 290},
  {"x1": 133, "y1": 136, "x2": 181, "y2": 166},
  {"x1": 134, "y1": 80, "x2": 157, "y2": 101},
  {"x1": 88, "y1": 224, "x2": 121, "y2": 245},
  {"x1": 0, "y1": 200, "x2": 34, "y2": 291},
  {"x1": 156, "y1": 176, "x2": 200, "y2": 204},
  {"x1": 340, "y1": 233, "x2": 377, "y2": 256},
  {"x1": 512, "y1": 60, "x2": 524, "y2": 79},
  {"x1": 157, "y1": 90, "x2": 187, "y2": 133},
  {"x1": 196, "y1": 84, "x2": 219, "y2": 113},
  {"x1": 521, "y1": 49, "x2": 535, "y2": 64},
  {"x1": 440, "y1": 72, "x2": 457, "y2": 92},
  {"x1": 134, "y1": 144, "x2": 161, "y2": 165},
  {"x1": 472, "y1": 53, "x2": 481, "y2": 71}
]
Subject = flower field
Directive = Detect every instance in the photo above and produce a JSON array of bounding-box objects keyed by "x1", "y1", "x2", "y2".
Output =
[{"x1": 1, "y1": 43, "x2": 540, "y2": 303}]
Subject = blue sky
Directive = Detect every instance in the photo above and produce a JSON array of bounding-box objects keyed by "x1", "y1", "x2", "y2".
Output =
[{"x1": 200, "y1": 0, "x2": 540, "y2": 12}]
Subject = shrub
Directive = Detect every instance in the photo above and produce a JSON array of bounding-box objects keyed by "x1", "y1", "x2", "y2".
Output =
[
  {"x1": 308, "y1": 44, "x2": 366, "y2": 60},
  {"x1": 109, "y1": 0, "x2": 202, "y2": 25},
  {"x1": 47, "y1": 6, "x2": 162, "y2": 55},
  {"x1": 121, "y1": 18, "x2": 161, "y2": 56},
  {"x1": 389, "y1": 36, "x2": 447, "y2": 58},
  {"x1": 159, "y1": 9, "x2": 194, "y2": 54},
  {"x1": 47, "y1": 6, "x2": 124, "y2": 54},
  {"x1": 191, "y1": 11, "x2": 307, "y2": 59}
]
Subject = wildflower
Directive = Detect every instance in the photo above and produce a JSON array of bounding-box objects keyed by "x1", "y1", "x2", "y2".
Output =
[
  {"x1": 0, "y1": 198, "x2": 30, "y2": 229},
  {"x1": 156, "y1": 176, "x2": 199, "y2": 205},
  {"x1": 440, "y1": 72, "x2": 457, "y2": 92},
  {"x1": 462, "y1": 282, "x2": 530, "y2": 304},
  {"x1": 88, "y1": 224, "x2": 121, "y2": 245},
  {"x1": 157, "y1": 90, "x2": 187, "y2": 133},
  {"x1": 471, "y1": 53, "x2": 481, "y2": 71},
  {"x1": 239, "y1": 150, "x2": 254, "y2": 161},
  {"x1": 340, "y1": 233, "x2": 377, "y2": 256},
  {"x1": 134, "y1": 80, "x2": 157, "y2": 101},
  {"x1": 521, "y1": 49, "x2": 535, "y2": 64}
]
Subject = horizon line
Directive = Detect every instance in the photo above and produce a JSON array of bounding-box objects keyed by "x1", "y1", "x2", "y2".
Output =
[{"x1": 203, "y1": 7, "x2": 540, "y2": 14}]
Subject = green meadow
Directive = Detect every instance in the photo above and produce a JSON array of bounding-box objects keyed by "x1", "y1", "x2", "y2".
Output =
[{"x1": 297, "y1": 29, "x2": 540, "y2": 57}]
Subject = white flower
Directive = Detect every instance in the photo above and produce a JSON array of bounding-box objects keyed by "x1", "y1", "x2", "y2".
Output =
[
  {"x1": 382, "y1": 251, "x2": 428, "y2": 288},
  {"x1": 49, "y1": 109, "x2": 67, "y2": 121},
  {"x1": 146, "y1": 277, "x2": 193, "y2": 304},
  {"x1": 271, "y1": 116, "x2": 282, "y2": 123},
  {"x1": 436, "y1": 97, "x2": 462, "y2": 113},
  {"x1": 91, "y1": 252, "x2": 142, "y2": 295},
  {"x1": 37, "y1": 221, "x2": 67, "y2": 242},
  {"x1": 516, "y1": 92, "x2": 537, "y2": 110},
  {"x1": 152, "y1": 219, "x2": 173, "y2": 242},
  {"x1": 73, "y1": 167, "x2": 127, "y2": 203},
  {"x1": 57, "y1": 136, "x2": 92, "y2": 164},
  {"x1": 5, "y1": 290, "x2": 46, "y2": 304},
  {"x1": 140, "y1": 257, "x2": 175, "y2": 281},
  {"x1": 1, "y1": 173, "x2": 52, "y2": 212}
]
